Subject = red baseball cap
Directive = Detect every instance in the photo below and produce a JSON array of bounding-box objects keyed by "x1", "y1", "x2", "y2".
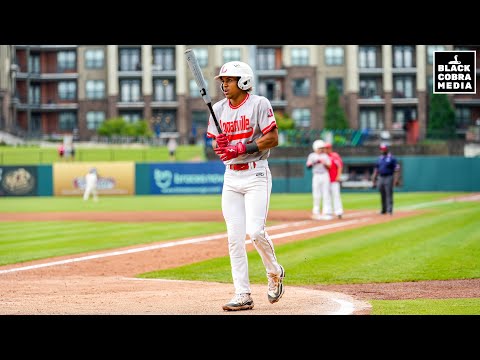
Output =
[
  {"x1": 324, "y1": 142, "x2": 332, "y2": 148},
  {"x1": 379, "y1": 144, "x2": 388, "y2": 150}
]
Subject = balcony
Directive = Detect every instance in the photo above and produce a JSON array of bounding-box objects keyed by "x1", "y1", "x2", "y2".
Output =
[
  {"x1": 257, "y1": 68, "x2": 288, "y2": 77},
  {"x1": 16, "y1": 96, "x2": 78, "y2": 111},
  {"x1": 15, "y1": 45, "x2": 77, "y2": 51},
  {"x1": 358, "y1": 95, "x2": 385, "y2": 105},
  {"x1": 151, "y1": 64, "x2": 176, "y2": 77},
  {"x1": 151, "y1": 100, "x2": 179, "y2": 108},
  {"x1": 16, "y1": 71, "x2": 78, "y2": 81},
  {"x1": 392, "y1": 67, "x2": 417, "y2": 74},
  {"x1": 454, "y1": 98, "x2": 480, "y2": 105},
  {"x1": 117, "y1": 97, "x2": 145, "y2": 108},
  {"x1": 358, "y1": 67, "x2": 383, "y2": 75}
]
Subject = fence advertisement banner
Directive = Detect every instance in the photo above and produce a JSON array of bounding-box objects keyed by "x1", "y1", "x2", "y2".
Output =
[
  {"x1": 150, "y1": 162, "x2": 225, "y2": 195},
  {"x1": 0, "y1": 166, "x2": 38, "y2": 196},
  {"x1": 53, "y1": 162, "x2": 135, "y2": 196}
]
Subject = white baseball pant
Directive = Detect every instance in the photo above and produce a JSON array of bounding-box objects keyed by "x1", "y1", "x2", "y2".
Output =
[
  {"x1": 221, "y1": 160, "x2": 282, "y2": 295},
  {"x1": 312, "y1": 172, "x2": 332, "y2": 216}
]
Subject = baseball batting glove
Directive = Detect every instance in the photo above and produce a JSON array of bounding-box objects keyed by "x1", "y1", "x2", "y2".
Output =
[
  {"x1": 214, "y1": 143, "x2": 246, "y2": 161},
  {"x1": 215, "y1": 133, "x2": 229, "y2": 148}
]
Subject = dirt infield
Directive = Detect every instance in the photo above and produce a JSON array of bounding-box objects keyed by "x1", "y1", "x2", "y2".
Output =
[{"x1": 1, "y1": 203, "x2": 479, "y2": 315}]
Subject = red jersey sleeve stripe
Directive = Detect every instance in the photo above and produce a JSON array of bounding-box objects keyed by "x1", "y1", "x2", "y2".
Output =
[{"x1": 262, "y1": 121, "x2": 277, "y2": 135}]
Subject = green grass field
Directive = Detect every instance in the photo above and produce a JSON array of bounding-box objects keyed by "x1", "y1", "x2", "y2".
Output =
[
  {"x1": 1, "y1": 192, "x2": 479, "y2": 314},
  {"x1": 0, "y1": 144, "x2": 206, "y2": 164}
]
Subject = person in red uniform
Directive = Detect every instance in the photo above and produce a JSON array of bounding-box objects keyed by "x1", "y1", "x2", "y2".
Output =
[{"x1": 324, "y1": 142, "x2": 344, "y2": 219}]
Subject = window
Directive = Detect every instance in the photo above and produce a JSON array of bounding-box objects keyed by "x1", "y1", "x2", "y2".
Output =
[
  {"x1": 359, "y1": 78, "x2": 378, "y2": 98},
  {"x1": 120, "y1": 79, "x2": 141, "y2": 102},
  {"x1": 58, "y1": 81, "x2": 76, "y2": 100},
  {"x1": 291, "y1": 108, "x2": 311, "y2": 128},
  {"x1": 29, "y1": 84, "x2": 40, "y2": 104},
  {"x1": 358, "y1": 46, "x2": 377, "y2": 68},
  {"x1": 58, "y1": 51, "x2": 76, "y2": 71},
  {"x1": 257, "y1": 48, "x2": 275, "y2": 70},
  {"x1": 393, "y1": 108, "x2": 416, "y2": 129},
  {"x1": 154, "y1": 79, "x2": 175, "y2": 101},
  {"x1": 153, "y1": 47, "x2": 175, "y2": 71},
  {"x1": 393, "y1": 46, "x2": 414, "y2": 68},
  {"x1": 119, "y1": 111, "x2": 142, "y2": 123},
  {"x1": 427, "y1": 45, "x2": 446, "y2": 64},
  {"x1": 86, "y1": 111, "x2": 105, "y2": 130},
  {"x1": 86, "y1": 80, "x2": 105, "y2": 100},
  {"x1": 31, "y1": 114, "x2": 41, "y2": 132},
  {"x1": 189, "y1": 79, "x2": 208, "y2": 98},
  {"x1": 291, "y1": 47, "x2": 309, "y2": 66},
  {"x1": 359, "y1": 109, "x2": 384, "y2": 130},
  {"x1": 152, "y1": 112, "x2": 177, "y2": 132},
  {"x1": 59, "y1": 112, "x2": 77, "y2": 130},
  {"x1": 325, "y1": 46, "x2": 344, "y2": 66},
  {"x1": 85, "y1": 49, "x2": 104, "y2": 69},
  {"x1": 393, "y1": 76, "x2": 415, "y2": 98},
  {"x1": 193, "y1": 48, "x2": 208, "y2": 67},
  {"x1": 192, "y1": 110, "x2": 208, "y2": 129},
  {"x1": 223, "y1": 48, "x2": 241, "y2": 63},
  {"x1": 257, "y1": 79, "x2": 282, "y2": 101},
  {"x1": 292, "y1": 78, "x2": 310, "y2": 96},
  {"x1": 28, "y1": 54, "x2": 40, "y2": 73},
  {"x1": 326, "y1": 78, "x2": 344, "y2": 95},
  {"x1": 119, "y1": 48, "x2": 141, "y2": 71},
  {"x1": 455, "y1": 106, "x2": 471, "y2": 130},
  {"x1": 427, "y1": 76, "x2": 434, "y2": 94}
]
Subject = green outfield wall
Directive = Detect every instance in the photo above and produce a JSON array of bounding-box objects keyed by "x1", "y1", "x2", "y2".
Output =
[
  {"x1": 269, "y1": 156, "x2": 480, "y2": 193},
  {"x1": 1, "y1": 157, "x2": 479, "y2": 197}
]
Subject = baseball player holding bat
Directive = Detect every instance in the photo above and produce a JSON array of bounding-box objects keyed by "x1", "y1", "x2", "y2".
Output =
[{"x1": 207, "y1": 61, "x2": 285, "y2": 311}]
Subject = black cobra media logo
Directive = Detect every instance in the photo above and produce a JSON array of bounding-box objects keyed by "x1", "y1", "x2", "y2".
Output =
[{"x1": 433, "y1": 51, "x2": 476, "y2": 94}]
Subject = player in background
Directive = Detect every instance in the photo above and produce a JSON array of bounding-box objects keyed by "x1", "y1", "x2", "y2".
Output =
[
  {"x1": 306, "y1": 139, "x2": 332, "y2": 220},
  {"x1": 207, "y1": 61, "x2": 285, "y2": 311},
  {"x1": 83, "y1": 167, "x2": 99, "y2": 202},
  {"x1": 325, "y1": 142, "x2": 344, "y2": 219}
]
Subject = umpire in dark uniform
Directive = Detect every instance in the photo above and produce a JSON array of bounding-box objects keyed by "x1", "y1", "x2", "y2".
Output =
[{"x1": 371, "y1": 144, "x2": 400, "y2": 215}]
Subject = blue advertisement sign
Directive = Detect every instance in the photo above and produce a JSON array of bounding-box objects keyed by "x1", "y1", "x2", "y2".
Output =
[{"x1": 150, "y1": 162, "x2": 225, "y2": 195}]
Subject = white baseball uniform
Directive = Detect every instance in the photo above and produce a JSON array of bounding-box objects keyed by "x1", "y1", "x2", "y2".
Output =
[
  {"x1": 306, "y1": 152, "x2": 332, "y2": 217},
  {"x1": 83, "y1": 170, "x2": 98, "y2": 201},
  {"x1": 207, "y1": 93, "x2": 282, "y2": 295}
]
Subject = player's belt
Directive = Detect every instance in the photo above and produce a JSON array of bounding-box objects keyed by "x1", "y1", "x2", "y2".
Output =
[{"x1": 229, "y1": 162, "x2": 257, "y2": 171}]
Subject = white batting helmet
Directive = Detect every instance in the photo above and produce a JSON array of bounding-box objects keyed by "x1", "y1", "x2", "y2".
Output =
[
  {"x1": 215, "y1": 61, "x2": 254, "y2": 91},
  {"x1": 312, "y1": 139, "x2": 326, "y2": 151}
]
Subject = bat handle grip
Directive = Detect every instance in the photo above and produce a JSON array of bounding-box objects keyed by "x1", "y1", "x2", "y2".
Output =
[{"x1": 207, "y1": 103, "x2": 222, "y2": 134}]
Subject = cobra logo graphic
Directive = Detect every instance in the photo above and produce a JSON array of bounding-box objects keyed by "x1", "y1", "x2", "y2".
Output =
[{"x1": 154, "y1": 169, "x2": 173, "y2": 189}]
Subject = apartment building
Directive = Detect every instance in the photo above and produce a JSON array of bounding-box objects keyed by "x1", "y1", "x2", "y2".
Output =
[{"x1": 3, "y1": 45, "x2": 479, "y2": 143}]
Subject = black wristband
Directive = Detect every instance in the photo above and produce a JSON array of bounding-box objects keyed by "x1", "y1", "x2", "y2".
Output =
[{"x1": 245, "y1": 142, "x2": 259, "y2": 154}]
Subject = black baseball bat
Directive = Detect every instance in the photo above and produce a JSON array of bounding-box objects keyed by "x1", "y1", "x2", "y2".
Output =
[{"x1": 184, "y1": 49, "x2": 223, "y2": 134}]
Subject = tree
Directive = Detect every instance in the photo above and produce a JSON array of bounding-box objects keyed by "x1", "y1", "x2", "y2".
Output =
[
  {"x1": 97, "y1": 117, "x2": 153, "y2": 138},
  {"x1": 275, "y1": 112, "x2": 296, "y2": 131},
  {"x1": 427, "y1": 94, "x2": 456, "y2": 139},
  {"x1": 325, "y1": 83, "x2": 348, "y2": 130}
]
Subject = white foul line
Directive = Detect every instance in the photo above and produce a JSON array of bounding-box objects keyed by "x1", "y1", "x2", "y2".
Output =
[
  {"x1": 330, "y1": 298, "x2": 356, "y2": 315},
  {"x1": 0, "y1": 218, "x2": 365, "y2": 275}
]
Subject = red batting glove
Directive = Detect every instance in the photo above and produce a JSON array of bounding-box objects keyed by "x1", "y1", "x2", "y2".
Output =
[
  {"x1": 215, "y1": 133, "x2": 229, "y2": 148},
  {"x1": 214, "y1": 143, "x2": 246, "y2": 161}
]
